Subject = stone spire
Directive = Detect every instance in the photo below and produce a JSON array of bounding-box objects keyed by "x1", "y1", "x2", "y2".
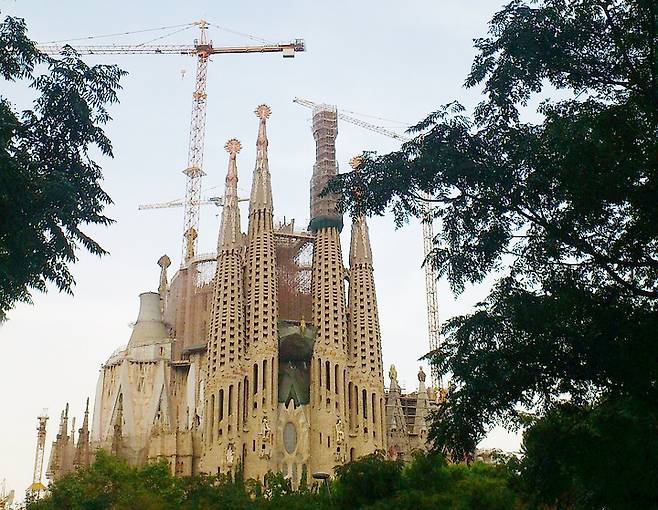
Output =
[
  {"x1": 385, "y1": 365, "x2": 410, "y2": 459},
  {"x1": 207, "y1": 140, "x2": 245, "y2": 357},
  {"x1": 249, "y1": 104, "x2": 273, "y2": 214},
  {"x1": 309, "y1": 108, "x2": 349, "y2": 475},
  {"x1": 46, "y1": 404, "x2": 72, "y2": 483},
  {"x1": 219, "y1": 139, "x2": 243, "y2": 250},
  {"x1": 157, "y1": 255, "x2": 171, "y2": 313},
  {"x1": 413, "y1": 367, "x2": 429, "y2": 438},
  {"x1": 74, "y1": 398, "x2": 91, "y2": 470},
  {"x1": 347, "y1": 156, "x2": 381, "y2": 376},
  {"x1": 202, "y1": 139, "x2": 247, "y2": 474},
  {"x1": 346, "y1": 156, "x2": 385, "y2": 456},
  {"x1": 349, "y1": 215, "x2": 373, "y2": 265},
  {"x1": 242, "y1": 105, "x2": 279, "y2": 480},
  {"x1": 60, "y1": 403, "x2": 69, "y2": 437}
]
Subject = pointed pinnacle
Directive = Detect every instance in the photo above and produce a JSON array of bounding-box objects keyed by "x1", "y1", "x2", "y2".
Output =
[
  {"x1": 224, "y1": 138, "x2": 241, "y2": 184},
  {"x1": 249, "y1": 105, "x2": 273, "y2": 213}
]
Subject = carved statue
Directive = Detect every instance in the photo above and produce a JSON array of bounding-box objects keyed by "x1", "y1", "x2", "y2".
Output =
[
  {"x1": 389, "y1": 364, "x2": 398, "y2": 382},
  {"x1": 226, "y1": 443, "x2": 235, "y2": 467},
  {"x1": 260, "y1": 416, "x2": 272, "y2": 440},
  {"x1": 335, "y1": 419, "x2": 345, "y2": 445},
  {"x1": 418, "y1": 366, "x2": 426, "y2": 383},
  {"x1": 259, "y1": 416, "x2": 273, "y2": 459}
]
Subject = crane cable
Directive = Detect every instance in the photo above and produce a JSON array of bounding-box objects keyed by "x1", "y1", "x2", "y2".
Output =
[
  {"x1": 339, "y1": 108, "x2": 412, "y2": 127},
  {"x1": 41, "y1": 22, "x2": 197, "y2": 44},
  {"x1": 134, "y1": 25, "x2": 196, "y2": 47},
  {"x1": 207, "y1": 22, "x2": 273, "y2": 45}
]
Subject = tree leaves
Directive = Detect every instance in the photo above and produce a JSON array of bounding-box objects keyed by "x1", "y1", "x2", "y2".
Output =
[
  {"x1": 326, "y1": 0, "x2": 658, "y2": 470},
  {"x1": 0, "y1": 15, "x2": 126, "y2": 319}
]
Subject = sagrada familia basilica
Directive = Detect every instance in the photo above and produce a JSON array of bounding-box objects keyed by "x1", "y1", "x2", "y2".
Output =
[{"x1": 44, "y1": 104, "x2": 438, "y2": 486}]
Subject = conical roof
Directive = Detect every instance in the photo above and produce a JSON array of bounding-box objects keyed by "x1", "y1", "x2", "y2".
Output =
[
  {"x1": 128, "y1": 292, "x2": 168, "y2": 347},
  {"x1": 349, "y1": 215, "x2": 373, "y2": 265}
]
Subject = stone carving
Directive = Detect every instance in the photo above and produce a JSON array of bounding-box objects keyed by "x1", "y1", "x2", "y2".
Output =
[
  {"x1": 389, "y1": 364, "x2": 398, "y2": 382},
  {"x1": 418, "y1": 366, "x2": 426, "y2": 383},
  {"x1": 334, "y1": 419, "x2": 346, "y2": 462},
  {"x1": 335, "y1": 419, "x2": 345, "y2": 445},
  {"x1": 259, "y1": 416, "x2": 273, "y2": 459},
  {"x1": 226, "y1": 442, "x2": 235, "y2": 467}
]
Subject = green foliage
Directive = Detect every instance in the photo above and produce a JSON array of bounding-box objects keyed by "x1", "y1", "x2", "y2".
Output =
[
  {"x1": 28, "y1": 450, "x2": 524, "y2": 510},
  {"x1": 519, "y1": 396, "x2": 658, "y2": 510},
  {"x1": 28, "y1": 451, "x2": 184, "y2": 510},
  {"x1": 333, "y1": 451, "x2": 403, "y2": 509},
  {"x1": 327, "y1": 0, "x2": 657, "y2": 448},
  {"x1": 325, "y1": 1, "x2": 658, "y2": 507},
  {"x1": 0, "y1": 14, "x2": 125, "y2": 319}
]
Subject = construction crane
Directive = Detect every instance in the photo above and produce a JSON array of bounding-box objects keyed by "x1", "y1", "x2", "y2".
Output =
[
  {"x1": 138, "y1": 196, "x2": 248, "y2": 211},
  {"x1": 293, "y1": 97, "x2": 442, "y2": 388},
  {"x1": 26, "y1": 411, "x2": 48, "y2": 500},
  {"x1": 40, "y1": 20, "x2": 305, "y2": 263}
]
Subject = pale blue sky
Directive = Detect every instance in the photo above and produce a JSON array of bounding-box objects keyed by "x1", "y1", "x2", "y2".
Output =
[{"x1": 0, "y1": 0, "x2": 517, "y2": 498}]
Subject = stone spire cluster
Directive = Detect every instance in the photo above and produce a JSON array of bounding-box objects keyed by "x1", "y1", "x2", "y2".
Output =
[
  {"x1": 202, "y1": 106, "x2": 279, "y2": 480},
  {"x1": 45, "y1": 401, "x2": 93, "y2": 483},
  {"x1": 62, "y1": 101, "x2": 415, "y2": 488}
]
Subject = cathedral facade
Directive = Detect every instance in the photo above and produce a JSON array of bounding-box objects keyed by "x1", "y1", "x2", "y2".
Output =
[{"x1": 45, "y1": 104, "x2": 434, "y2": 486}]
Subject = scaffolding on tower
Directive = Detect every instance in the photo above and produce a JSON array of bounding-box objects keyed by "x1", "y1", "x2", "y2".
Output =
[{"x1": 293, "y1": 97, "x2": 443, "y2": 388}]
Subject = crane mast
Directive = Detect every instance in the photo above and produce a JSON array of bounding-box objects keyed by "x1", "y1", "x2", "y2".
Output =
[
  {"x1": 293, "y1": 97, "x2": 442, "y2": 388},
  {"x1": 26, "y1": 412, "x2": 48, "y2": 499},
  {"x1": 39, "y1": 21, "x2": 305, "y2": 263},
  {"x1": 183, "y1": 21, "x2": 210, "y2": 262}
]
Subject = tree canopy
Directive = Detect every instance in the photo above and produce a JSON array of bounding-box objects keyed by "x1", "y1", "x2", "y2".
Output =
[
  {"x1": 0, "y1": 14, "x2": 125, "y2": 320},
  {"x1": 327, "y1": 1, "x2": 657, "y2": 506},
  {"x1": 28, "y1": 450, "x2": 523, "y2": 510}
]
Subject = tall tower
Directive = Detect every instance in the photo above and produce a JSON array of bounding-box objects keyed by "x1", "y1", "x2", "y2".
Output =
[
  {"x1": 243, "y1": 105, "x2": 279, "y2": 480},
  {"x1": 346, "y1": 157, "x2": 386, "y2": 456},
  {"x1": 202, "y1": 139, "x2": 246, "y2": 474},
  {"x1": 308, "y1": 105, "x2": 349, "y2": 473}
]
